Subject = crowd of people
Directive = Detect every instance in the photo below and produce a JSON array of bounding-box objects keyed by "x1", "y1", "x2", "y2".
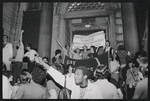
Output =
[{"x1": 2, "y1": 31, "x2": 148, "y2": 99}]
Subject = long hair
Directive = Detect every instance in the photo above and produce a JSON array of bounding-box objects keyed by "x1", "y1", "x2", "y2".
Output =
[{"x1": 111, "y1": 52, "x2": 121, "y2": 65}]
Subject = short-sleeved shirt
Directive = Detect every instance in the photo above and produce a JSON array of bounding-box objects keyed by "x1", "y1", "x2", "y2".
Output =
[
  {"x1": 14, "y1": 81, "x2": 45, "y2": 99},
  {"x1": 110, "y1": 60, "x2": 120, "y2": 73},
  {"x1": 24, "y1": 50, "x2": 37, "y2": 61},
  {"x1": 133, "y1": 78, "x2": 148, "y2": 99},
  {"x1": 94, "y1": 79, "x2": 119, "y2": 99}
]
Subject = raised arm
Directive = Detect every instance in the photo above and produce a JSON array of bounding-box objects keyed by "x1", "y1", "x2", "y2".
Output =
[
  {"x1": 20, "y1": 30, "x2": 24, "y2": 42},
  {"x1": 69, "y1": 43, "x2": 76, "y2": 54},
  {"x1": 55, "y1": 38, "x2": 64, "y2": 49},
  {"x1": 35, "y1": 57, "x2": 74, "y2": 90}
]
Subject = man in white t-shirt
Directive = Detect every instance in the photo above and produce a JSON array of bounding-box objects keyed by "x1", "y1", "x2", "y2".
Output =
[
  {"x1": 93, "y1": 65, "x2": 120, "y2": 99},
  {"x1": 24, "y1": 44, "x2": 39, "y2": 62},
  {"x1": 3, "y1": 35, "x2": 13, "y2": 70},
  {"x1": 24, "y1": 44, "x2": 39, "y2": 73}
]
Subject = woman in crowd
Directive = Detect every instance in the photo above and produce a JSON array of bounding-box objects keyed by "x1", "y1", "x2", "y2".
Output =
[
  {"x1": 132, "y1": 52, "x2": 142, "y2": 67},
  {"x1": 126, "y1": 60, "x2": 139, "y2": 99},
  {"x1": 81, "y1": 45, "x2": 90, "y2": 60},
  {"x1": 116, "y1": 45, "x2": 132, "y2": 69},
  {"x1": 132, "y1": 57, "x2": 148, "y2": 99},
  {"x1": 70, "y1": 44, "x2": 82, "y2": 60},
  {"x1": 103, "y1": 40, "x2": 113, "y2": 59},
  {"x1": 55, "y1": 38, "x2": 72, "y2": 62},
  {"x1": 88, "y1": 45, "x2": 98, "y2": 58},
  {"x1": 110, "y1": 52, "x2": 121, "y2": 88}
]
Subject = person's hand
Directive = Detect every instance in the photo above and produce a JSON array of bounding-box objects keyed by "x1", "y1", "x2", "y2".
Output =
[
  {"x1": 21, "y1": 30, "x2": 24, "y2": 33},
  {"x1": 9, "y1": 58, "x2": 15, "y2": 62},
  {"x1": 35, "y1": 56, "x2": 43, "y2": 65}
]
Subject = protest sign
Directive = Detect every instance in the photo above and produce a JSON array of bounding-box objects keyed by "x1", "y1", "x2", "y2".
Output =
[
  {"x1": 64, "y1": 52, "x2": 109, "y2": 73},
  {"x1": 72, "y1": 31, "x2": 105, "y2": 49}
]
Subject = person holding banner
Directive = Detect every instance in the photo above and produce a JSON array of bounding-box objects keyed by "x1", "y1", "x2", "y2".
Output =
[
  {"x1": 35, "y1": 57, "x2": 103, "y2": 99},
  {"x1": 70, "y1": 44, "x2": 82, "y2": 60},
  {"x1": 88, "y1": 46, "x2": 98, "y2": 58},
  {"x1": 103, "y1": 40, "x2": 114, "y2": 59},
  {"x1": 55, "y1": 38, "x2": 72, "y2": 62},
  {"x1": 81, "y1": 45, "x2": 90, "y2": 60}
]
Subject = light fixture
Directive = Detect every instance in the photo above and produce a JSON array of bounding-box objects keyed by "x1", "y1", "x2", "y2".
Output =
[{"x1": 85, "y1": 23, "x2": 91, "y2": 28}]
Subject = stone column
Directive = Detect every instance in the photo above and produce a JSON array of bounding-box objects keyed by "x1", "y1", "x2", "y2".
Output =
[
  {"x1": 58, "y1": 16, "x2": 66, "y2": 47},
  {"x1": 121, "y1": 3, "x2": 140, "y2": 54},
  {"x1": 38, "y1": 2, "x2": 53, "y2": 58}
]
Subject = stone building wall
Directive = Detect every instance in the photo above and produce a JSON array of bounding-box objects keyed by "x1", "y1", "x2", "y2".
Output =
[{"x1": 3, "y1": 2, "x2": 25, "y2": 57}]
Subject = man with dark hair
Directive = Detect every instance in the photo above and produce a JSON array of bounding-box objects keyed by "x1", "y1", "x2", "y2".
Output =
[
  {"x1": 35, "y1": 57, "x2": 103, "y2": 99},
  {"x1": 24, "y1": 43, "x2": 39, "y2": 73},
  {"x1": 14, "y1": 64, "x2": 46, "y2": 99},
  {"x1": 42, "y1": 57, "x2": 49, "y2": 65},
  {"x1": 132, "y1": 57, "x2": 148, "y2": 99},
  {"x1": 93, "y1": 65, "x2": 119, "y2": 99},
  {"x1": 24, "y1": 43, "x2": 39, "y2": 62}
]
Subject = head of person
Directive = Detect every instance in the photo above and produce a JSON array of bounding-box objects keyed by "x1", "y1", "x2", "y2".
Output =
[
  {"x1": 3, "y1": 71, "x2": 13, "y2": 83},
  {"x1": 105, "y1": 40, "x2": 110, "y2": 47},
  {"x1": 118, "y1": 45, "x2": 125, "y2": 51},
  {"x1": 139, "y1": 57, "x2": 148, "y2": 77},
  {"x1": 66, "y1": 64, "x2": 73, "y2": 74},
  {"x1": 20, "y1": 69, "x2": 31, "y2": 84},
  {"x1": 90, "y1": 45, "x2": 96, "y2": 53},
  {"x1": 83, "y1": 45, "x2": 88, "y2": 51},
  {"x1": 42, "y1": 57, "x2": 49, "y2": 64},
  {"x1": 128, "y1": 60, "x2": 136, "y2": 69},
  {"x1": 65, "y1": 44, "x2": 70, "y2": 50},
  {"x1": 3, "y1": 35, "x2": 8, "y2": 43},
  {"x1": 74, "y1": 66, "x2": 89, "y2": 85},
  {"x1": 128, "y1": 60, "x2": 133, "y2": 68},
  {"x1": 31, "y1": 63, "x2": 47, "y2": 86},
  {"x1": 26, "y1": 43, "x2": 32, "y2": 51},
  {"x1": 75, "y1": 48, "x2": 80, "y2": 54},
  {"x1": 135, "y1": 51, "x2": 142, "y2": 59},
  {"x1": 55, "y1": 49, "x2": 61, "y2": 56},
  {"x1": 112, "y1": 52, "x2": 121, "y2": 64},
  {"x1": 51, "y1": 57, "x2": 56, "y2": 64}
]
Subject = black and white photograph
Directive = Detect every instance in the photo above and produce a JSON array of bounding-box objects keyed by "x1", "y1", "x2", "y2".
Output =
[{"x1": 2, "y1": 2, "x2": 148, "y2": 99}]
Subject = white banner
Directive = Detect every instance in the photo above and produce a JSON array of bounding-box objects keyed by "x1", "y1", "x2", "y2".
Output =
[{"x1": 72, "y1": 31, "x2": 105, "y2": 49}]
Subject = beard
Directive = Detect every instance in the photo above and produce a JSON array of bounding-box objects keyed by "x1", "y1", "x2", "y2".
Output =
[{"x1": 75, "y1": 80, "x2": 83, "y2": 85}]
